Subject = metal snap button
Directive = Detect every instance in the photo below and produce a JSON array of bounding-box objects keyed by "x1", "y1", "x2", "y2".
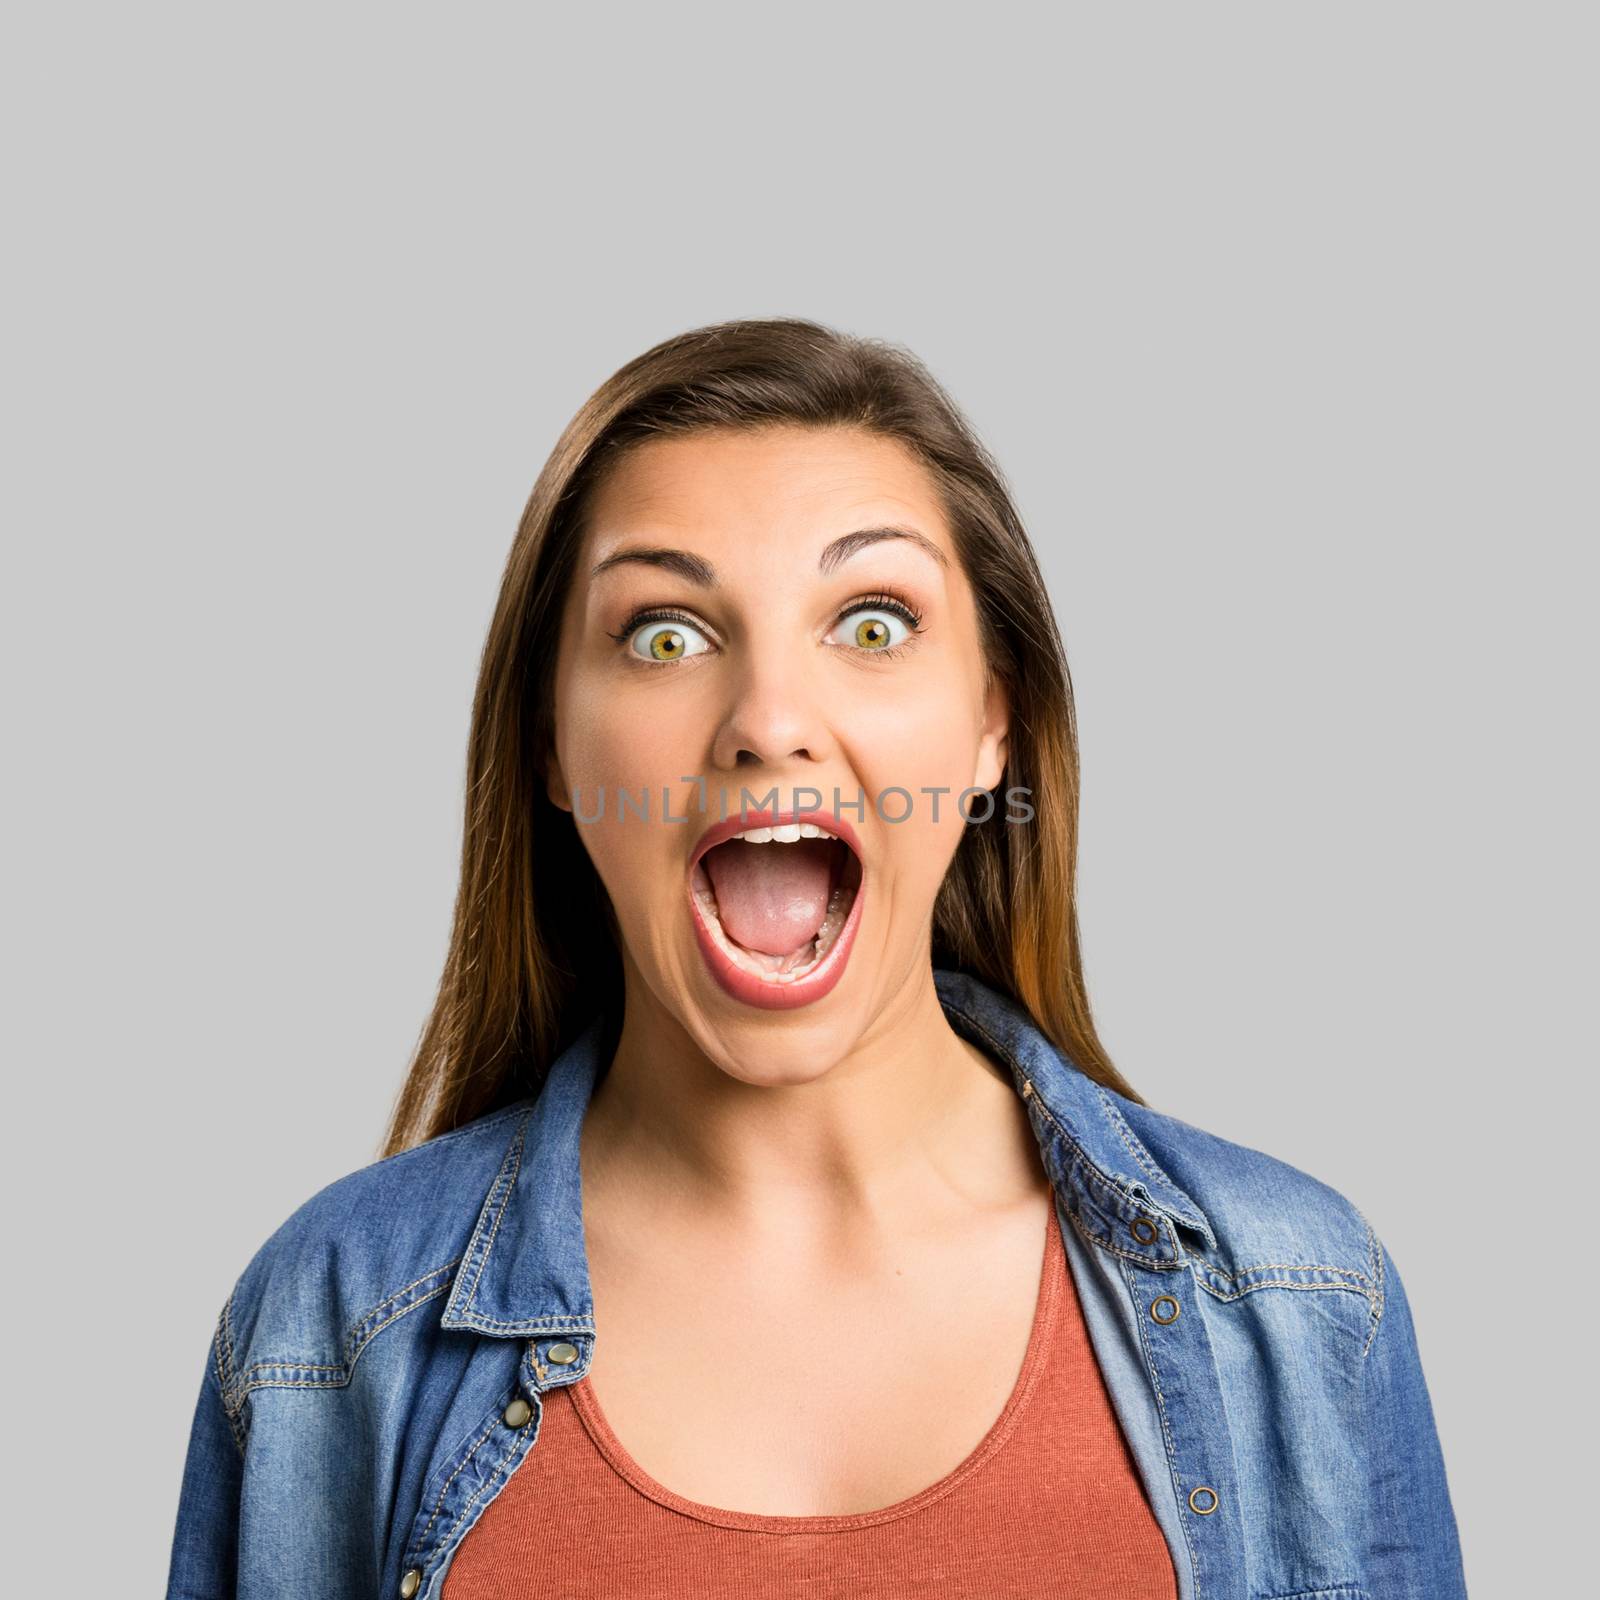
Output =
[
  {"x1": 1150, "y1": 1295, "x2": 1181, "y2": 1324},
  {"x1": 502, "y1": 1397, "x2": 532, "y2": 1428},
  {"x1": 399, "y1": 1567, "x2": 422, "y2": 1597},
  {"x1": 547, "y1": 1341, "x2": 580, "y2": 1365},
  {"x1": 1130, "y1": 1217, "x2": 1159, "y2": 1245},
  {"x1": 1189, "y1": 1485, "x2": 1219, "y2": 1515}
]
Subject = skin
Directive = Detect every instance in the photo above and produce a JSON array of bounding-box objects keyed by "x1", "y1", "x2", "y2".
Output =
[{"x1": 544, "y1": 424, "x2": 1057, "y2": 1515}]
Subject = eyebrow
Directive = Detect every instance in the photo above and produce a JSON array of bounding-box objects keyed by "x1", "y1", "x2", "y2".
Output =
[{"x1": 588, "y1": 525, "x2": 950, "y2": 585}]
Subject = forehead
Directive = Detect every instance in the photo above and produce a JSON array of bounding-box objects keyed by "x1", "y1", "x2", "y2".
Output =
[{"x1": 583, "y1": 425, "x2": 952, "y2": 552}]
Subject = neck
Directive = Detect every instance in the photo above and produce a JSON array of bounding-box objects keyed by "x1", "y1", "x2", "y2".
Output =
[{"x1": 579, "y1": 959, "x2": 1046, "y2": 1244}]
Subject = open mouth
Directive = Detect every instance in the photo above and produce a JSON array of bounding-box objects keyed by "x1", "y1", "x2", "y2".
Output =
[{"x1": 687, "y1": 813, "x2": 865, "y2": 1006}]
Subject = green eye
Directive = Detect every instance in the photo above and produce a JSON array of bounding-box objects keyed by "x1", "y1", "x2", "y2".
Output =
[
  {"x1": 833, "y1": 606, "x2": 914, "y2": 652},
  {"x1": 627, "y1": 617, "x2": 712, "y2": 663}
]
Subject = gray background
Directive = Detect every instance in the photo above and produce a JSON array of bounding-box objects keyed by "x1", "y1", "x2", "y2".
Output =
[{"x1": 5, "y1": 5, "x2": 1591, "y2": 1591}]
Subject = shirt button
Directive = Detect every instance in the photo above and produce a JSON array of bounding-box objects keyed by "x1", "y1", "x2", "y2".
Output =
[
  {"x1": 1189, "y1": 1485, "x2": 1220, "y2": 1515},
  {"x1": 1150, "y1": 1295, "x2": 1181, "y2": 1324},
  {"x1": 399, "y1": 1568, "x2": 421, "y2": 1598},
  {"x1": 502, "y1": 1397, "x2": 533, "y2": 1428},
  {"x1": 547, "y1": 1341, "x2": 579, "y2": 1365},
  {"x1": 1130, "y1": 1217, "x2": 1159, "y2": 1245}
]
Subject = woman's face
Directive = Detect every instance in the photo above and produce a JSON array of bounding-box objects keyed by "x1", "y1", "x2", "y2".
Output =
[{"x1": 546, "y1": 424, "x2": 1008, "y2": 1082}]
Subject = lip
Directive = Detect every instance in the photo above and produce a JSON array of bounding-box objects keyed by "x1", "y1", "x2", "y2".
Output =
[{"x1": 686, "y1": 805, "x2": 866, "y2": 1011}]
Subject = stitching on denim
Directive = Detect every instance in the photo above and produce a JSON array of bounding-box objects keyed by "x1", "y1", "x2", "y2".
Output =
[
  {"x1": 218, "y1": 1288, "x2": 253, "y2": 1448},
  {"x1": 451, "y1": 1116, "x2": 531, "y2": 1317},
  {"x1": 1197, "y1": 1277, "x2": 1374, "y2": 1303},
  {"x1": 234, "y1": 1276, "x2": 456, "y2": 1396},
  {"x1": 1092, "y1": 1084, "x2": 1377, "y2": 1298},
  {"x1": 1260, "y1": 1589, "x2": 1369, "y2": 1599},
  {"x1": 379, "y1": 1103, "x2": 530, "y2": 1169},
  {"x1": 213, "y1": 1298, "x2": 247, "y2": 1457},
  {"x1": 230, "y1": 1377, "x2": 347, "y2": 1392},
  {"x1": 946, "y1": 996, "x2": 1219, "y2": 1258},
  {"x1": 241, "y1": 1361, "x2": 345, "y2": 1375},
  {"x1": 949, "y1": 1005, "x2": 1157, "y2": 1212},
  {"x1": 344, "y1": 1259, "x2": 461, "y2": 1365},
  {"x1": 346, "y1": 1280, "x2": 452, "y2": 1364},
  {"x1": 1121, "y1": 1252, "x2": 1203, "y2": 1597},
  {"x1": 416, "y1": 1411, "x2": 502, "y2": 1554},
  {"x1": 1063, "y1": 1203, "x2": 1181, "y2": 1273},
  {"x1": 1200, "y1": 1262, "x2": 1366, "y2": 1279},
  {"x1": 220, "y1": 1287, "x2": 238, "y2": 1388},
  {"x1": 1194, "y1": 1256, "x2": 1373, "y2": 1305},
  {"x1": 1097, "y1": 1087, "x2": 1209, "y2": 1235},
  {"x1": 457, "y1": 1312, "x2": 597, "y2": 1333},
  {"x1": 427, "y1": 1418, "x2": 531, "y2": 1575},
  {"x1": 1072, "y1": 1224, "x2": 1188, "y2": 1271},
  {"x1": 1360, "y1": 1210, "x2": 1385, "y2": 1358},
  {"x1": 1026, "y1": 1092, "x2": 1189, "y2": 1269},
  {"x1": 1060, "y1": 1199, "x2": 1178, "y2": 1275},
  {"x1": 1017, "y1": 1071, "x2": 1159, "y2": 1218}
]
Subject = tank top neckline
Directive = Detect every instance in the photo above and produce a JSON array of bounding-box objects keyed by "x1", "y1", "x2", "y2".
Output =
[{"x1": 564, "y1": 1196, "x2": 1065, "y2": 1534}]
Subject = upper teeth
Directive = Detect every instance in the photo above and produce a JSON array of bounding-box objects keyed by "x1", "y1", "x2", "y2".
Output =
[{"x1": 733, "y1": 822, "x2": 834, "y2": 844}]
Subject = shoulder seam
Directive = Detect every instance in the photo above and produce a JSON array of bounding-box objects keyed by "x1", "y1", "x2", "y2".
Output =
[
  {"x1": 215, "y1": 1288, "x2": 247, "y2": 1456},
  {"x1": 371, "y1": 1101, "x2": 531, "y2": 1171},
  {"x1": 1359, "y1": 1207, "x2": 1386, "y2": 1358},
  {"x1": 223, "y1": 1102, "x2": 534, "y2": 1408}
]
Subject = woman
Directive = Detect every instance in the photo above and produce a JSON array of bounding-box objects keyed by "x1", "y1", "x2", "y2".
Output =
[{"x1": 165, "y1": 318, "x2": 1466, "y2": 1599}]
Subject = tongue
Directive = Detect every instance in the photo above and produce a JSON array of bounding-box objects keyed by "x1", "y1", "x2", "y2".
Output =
[{"x1": 702, "y1": 839, "x2": 834, "y2": 956}]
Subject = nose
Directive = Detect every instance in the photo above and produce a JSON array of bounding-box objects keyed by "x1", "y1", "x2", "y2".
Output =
[{"x1": 709, "y1": 647, "x2": 833, "y2": 777}]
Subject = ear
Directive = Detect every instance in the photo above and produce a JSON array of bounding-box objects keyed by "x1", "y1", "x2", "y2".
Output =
[{"x1": 973, "y1": 673, "x2": 1010, "y2": 794}]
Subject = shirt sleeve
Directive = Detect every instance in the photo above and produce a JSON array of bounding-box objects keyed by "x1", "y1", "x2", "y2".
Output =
[
  {"x1": 164, "y1": 1303, "x2": 244, "y2": 1599},
  {"x1": 1360, "y1": 1234, "x2": 1469, "y2": 1596}
]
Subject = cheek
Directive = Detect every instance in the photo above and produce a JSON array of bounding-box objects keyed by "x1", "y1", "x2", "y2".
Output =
[
  {"x1": 853, "y1": 689, "x2": 989, "y2": 888},
  {"x1": 555, "y1": 680, "x2": 699, "y2": 914},
  {"x1": 558, "y1": 671, "x2": 696, "y2": 793}
]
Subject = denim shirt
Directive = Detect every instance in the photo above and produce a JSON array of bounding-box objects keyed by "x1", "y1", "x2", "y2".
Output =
[{"x1": 165, "y1": 968, "x2": 1467, "y2": 1599}]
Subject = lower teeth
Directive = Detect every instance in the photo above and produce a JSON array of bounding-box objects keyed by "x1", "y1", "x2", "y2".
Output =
[{"x1": 694, "y1": 883, "x2": 853, "y2": 984}]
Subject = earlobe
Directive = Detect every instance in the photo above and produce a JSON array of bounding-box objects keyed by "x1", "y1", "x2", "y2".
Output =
[
  {"x1": 974, "y1": 681, "x2": 1011, "y2": 794},
  {"x1": 975, "y1": 730, "x2": 1009, "y2": 795}
]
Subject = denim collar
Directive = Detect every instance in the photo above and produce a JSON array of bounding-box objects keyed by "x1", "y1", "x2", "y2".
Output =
[{"x1": 439, "y1": 967, "x2": 1216, "y2": 1370}]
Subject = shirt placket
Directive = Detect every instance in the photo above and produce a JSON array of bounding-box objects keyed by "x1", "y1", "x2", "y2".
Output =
[
  {"x1": 1021, "y1": 1080, "x2": 1248, "y2": 1599},
  {"x1": 394, "y1": 1330, "x2": 596, "y2": 1599}
]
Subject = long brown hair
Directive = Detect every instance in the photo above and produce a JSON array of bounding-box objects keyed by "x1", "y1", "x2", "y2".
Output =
[{"x1": 378, "y1": 317, "x2": 1141, "y2": 1157}]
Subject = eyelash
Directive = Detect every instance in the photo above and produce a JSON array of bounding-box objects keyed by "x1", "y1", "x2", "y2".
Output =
[{"x1": 607, "y1": 591, "x2": 927, "y2": 665}]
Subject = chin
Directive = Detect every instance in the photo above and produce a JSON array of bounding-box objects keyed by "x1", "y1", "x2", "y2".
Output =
[{"x1": 694, "y1": 1022, "x2": 859, "y2": 1089}]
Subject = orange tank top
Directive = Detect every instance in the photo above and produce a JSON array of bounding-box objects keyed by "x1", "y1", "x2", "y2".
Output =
[{"x1": 442, "y1": 1199, "x2": 1178, "y2": 1598}]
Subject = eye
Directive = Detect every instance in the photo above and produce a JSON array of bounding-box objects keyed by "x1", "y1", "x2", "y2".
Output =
[
  {"x1": 827, "y1": 593, "x2": 924, "y2": 656},
  {"x1": 617, "y1": 611, "x2": 714, "y2": 664}
]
